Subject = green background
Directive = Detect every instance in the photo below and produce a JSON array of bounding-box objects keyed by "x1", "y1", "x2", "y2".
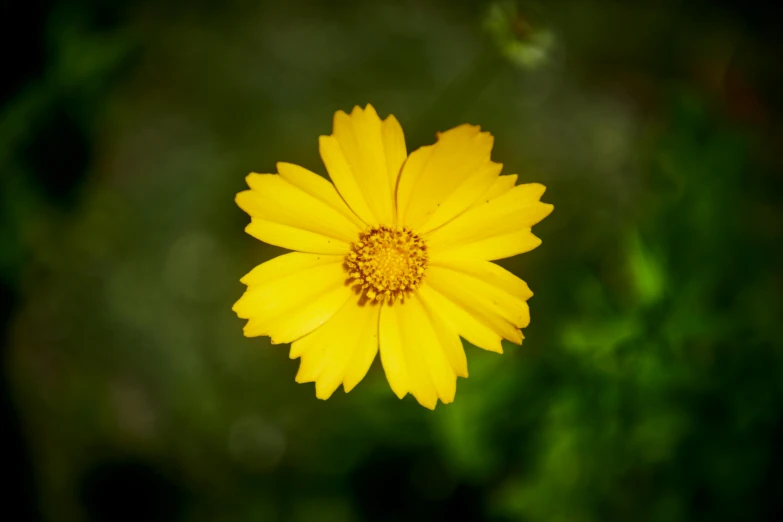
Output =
[{"x1": 2, "y1": 1, "x2": 782, "y2": 521}]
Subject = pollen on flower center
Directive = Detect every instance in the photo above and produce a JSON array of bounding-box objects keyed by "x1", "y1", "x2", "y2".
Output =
[{"x1": 345, "y1": 225, "x2": 428, "y2": 303}]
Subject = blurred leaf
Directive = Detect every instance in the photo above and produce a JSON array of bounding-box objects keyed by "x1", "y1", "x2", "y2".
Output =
[
  {"x1": 627, "y1": 230, "x2": 665, "y2": 307},
  {"x1": 483, "y1": 1, "x2": 555, "y2": 69}
]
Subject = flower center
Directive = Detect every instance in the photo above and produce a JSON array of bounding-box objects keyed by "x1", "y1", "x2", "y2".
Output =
[{"x1": 345, "y1": 225, "x2": 428, "y2": 303}]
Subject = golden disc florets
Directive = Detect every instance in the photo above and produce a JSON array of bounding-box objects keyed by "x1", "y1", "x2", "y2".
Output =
[{"x1": 345, "y1": 225, "x2": 428, "y2": 303}]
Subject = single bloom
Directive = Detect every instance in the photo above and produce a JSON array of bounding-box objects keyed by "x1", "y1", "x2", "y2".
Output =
[{"x1": 233, "y1": 104, "x2": 553, "y2": 409}]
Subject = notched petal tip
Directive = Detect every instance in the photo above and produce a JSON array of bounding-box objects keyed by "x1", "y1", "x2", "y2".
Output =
[
  {"x1": 383, "y1": 113, "x2": 400, "y2": 125},
  {"x1": 437, "y1": 122, "x2": 481, "y2": 136},
  {"x1": 517, "y1": 182, "x2": 547, "y2": 200},
  {"x1": 294, "y1": 370, "x2": 312, "y2": 384},
  {"x1": 418, "y1": 397, "x2": 437, "y2": 410},
  {"x1": 530, "y1": 234, "x2": 543, "y2": 250},
  {"x1": 481, "y1": 339, "x2": 504, "y2": 354},
  {"x1": 384, "y1": 368, "x2": 408, "y2": 400},
  {"x1": 333, "y1": 108, "x2": 350, "y2": 121},
  {"x1": 437, "y1": 124, "x2": 495, "y2": 151},
  {"x1": 244, "y1": 172, "x2": 264, "y2": 187},
  {"x1": 242, "y1": 321, "x2": 265, "y2": 338},
  {"x1": 510, "y1": 330, "x2": 525, "y2": 345},
  {"x1": 315, "y1": 386, "x2": 337, "y2": 401},
  {"x1": 362, "y1": 103, "x2": 379, "y2": 117}
]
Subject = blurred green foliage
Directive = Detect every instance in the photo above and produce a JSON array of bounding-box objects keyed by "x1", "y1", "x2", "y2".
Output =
[{"x1": 2, "y1": 1, "x2": 782, "y2": 521}]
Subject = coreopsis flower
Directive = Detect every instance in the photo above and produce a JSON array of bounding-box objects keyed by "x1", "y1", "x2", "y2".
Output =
[{"x1": 233, "y1": 105, "x2": 553, "y2": 409}]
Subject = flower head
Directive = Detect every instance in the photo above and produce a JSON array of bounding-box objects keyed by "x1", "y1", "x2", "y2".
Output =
[{"x1": 233, "y1": 104, "x2": 553, "y2": 409}]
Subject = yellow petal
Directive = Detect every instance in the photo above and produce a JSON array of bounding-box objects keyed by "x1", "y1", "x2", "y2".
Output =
[
  {"x1": 397, "y1": 124, "x2": 494, "y2": 230},
  {"x1": 236, "y1": 172, "x2": 363, "y2": 253},
  {"x1": 319, "y1": 105, "x2": 406, "y2": 225},
  {"x1": 245, "y1": 218, "x2": 350, "y2": 254},
  {"x1": 409, "y1": 297, "x2": 458, "y2": 404},
  {"x1": 434, "y1": 258, "x2": 534, "y2": 303},
  {"x1": 428, "y1": 263, "x2": 530, "y2": 329},
  {"x1": 431, "y1": 173, "x2": 523, "y2": 260},
  {"x1": 379, "y1": 299, "x2": 458, "y2": 409},
  {"x1": 395, "y1": 144, "x2": 434, "y2": 226},
  {"x1": 425, "y1": 266, "x2": 525, "y2": 345},
  {"x1": 343, "y1": 319, "x2": 381, "y2": 393},
  {"x1": 378, "y1": 303, "x2": 409, "y2": 400},
  {"x1": 419, "y1": 296, "x2": 468, "y2": 378},
  {"x1": 426, "y1": 183, "x2": 553, "y2": 255},
  {"x1": 276, "y1": 162, "x2": 366, "y2": 229},
  {"x1": 233, "y1": 255, "x2": 350, "y2": 343},
  {"x1": 314, "y1": 304, "x2": 380, "y2": 399},
  {"x1": 291, "y1": 300, "x2": 381, "y2": 400},
  {"x1": 239, "y1": 251, "x2": 341, "y2": 286},
  {"x1": 430, "y1": 228, "x2": 541, "y2": 262},
  {"x1": 469, "y1": 174, "x2": 517, "y2": 209},
  {"x1": 266, "y1": 285, "x2": 354, "y2": 344},
  {"x1": 417, "y1": 160, "x2": 503, "y2": 234},
  {"x1": 239, "y1": 174, "x2": 360, "y2": 242},
  {"x1": 380, "y1": 301, "x2": 438, "y2": 409},
  {"x1": 417, "y1": 283, "x2": 504, "y2": 353},
  {"x1": 234, "y1": 253, "x2": 342, "y2": 318},
  {"x1": 319, "y1": 136, "x2": 377, "y2": 226},
  {"x1": 381, "y1": 115, "x2": 407, "y2": 202}
]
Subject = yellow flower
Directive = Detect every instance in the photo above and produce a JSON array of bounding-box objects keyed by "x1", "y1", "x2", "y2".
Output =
[{"x1": 233, "y1": 104, "x2": 553, "y2": 409}]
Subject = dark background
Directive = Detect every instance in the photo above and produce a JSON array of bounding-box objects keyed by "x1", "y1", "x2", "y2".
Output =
[{"x1": 2, "y1": 1, "x2": 783, "y2": 520}]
